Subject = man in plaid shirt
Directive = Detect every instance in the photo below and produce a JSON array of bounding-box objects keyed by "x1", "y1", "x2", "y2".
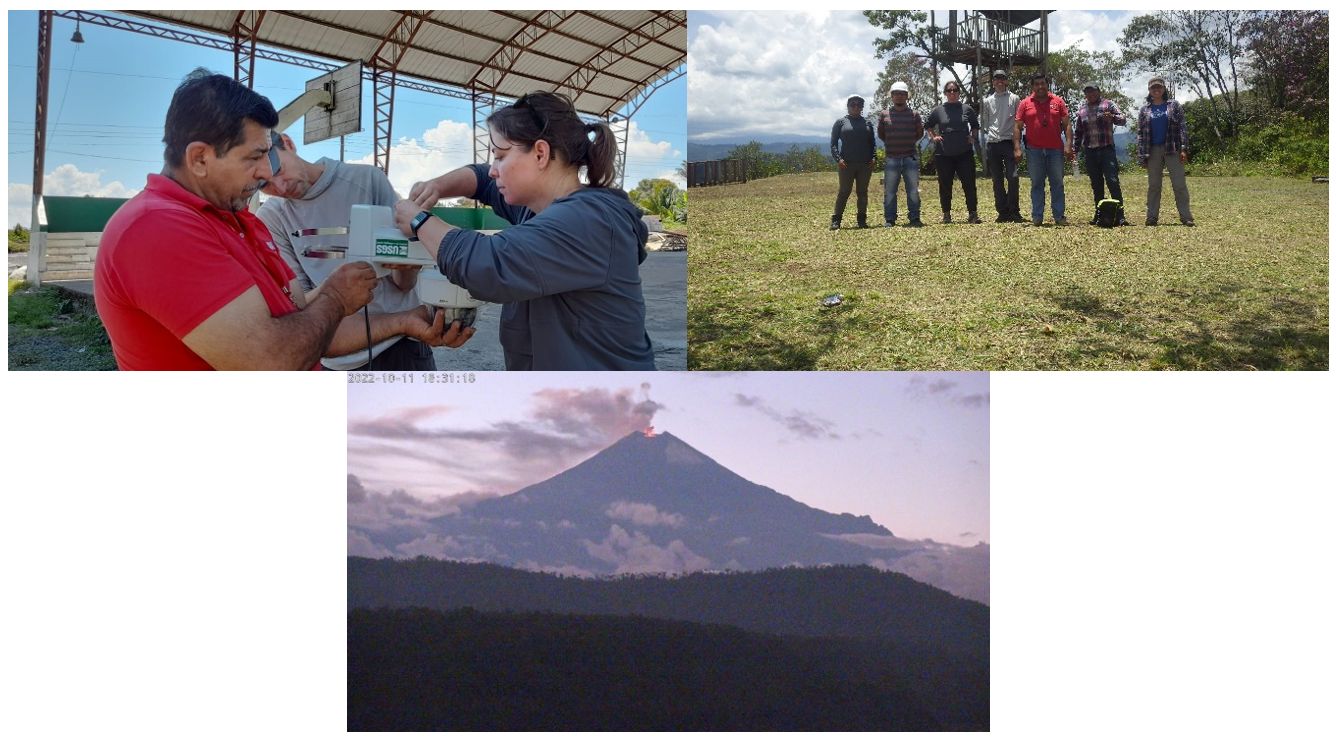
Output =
[{"x1": 1074, "y1": 83, "x2": 1128, "y2": 225}]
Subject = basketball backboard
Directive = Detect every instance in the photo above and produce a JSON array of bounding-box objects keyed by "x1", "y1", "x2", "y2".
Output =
[{"x1": 303, "y1": 61, "x2": 363, "y2": 146}]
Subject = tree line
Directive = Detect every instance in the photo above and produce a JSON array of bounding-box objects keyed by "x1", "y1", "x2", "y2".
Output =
[{"x1": 864, "y1": 9, "x2": 1327, "y2": 177}]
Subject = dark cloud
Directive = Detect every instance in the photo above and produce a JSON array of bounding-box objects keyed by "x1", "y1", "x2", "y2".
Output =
[
  {"x1": 732, "y1": 393, "x2": 841, "y2": 440},
  {"x1": 348, "y1": 385, "x2": 666, "y2": 499},
  {"x1": 927, "y1": 379, "x2": 958, "y2": 394},
  {"x1": 955, "y1": 393, "x2": 990, "y2": 408},
  {"x1": 905, "y1": 376, "x2": 990, "y2": 408},
  {"x1": 348, "y1": 474, "x2": 367, "y2": 504}
]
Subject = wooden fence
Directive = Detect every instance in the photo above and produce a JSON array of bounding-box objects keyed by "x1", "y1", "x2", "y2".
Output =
[{"x1": 687, "y1": 159, "x2": 748, "y2": 188}]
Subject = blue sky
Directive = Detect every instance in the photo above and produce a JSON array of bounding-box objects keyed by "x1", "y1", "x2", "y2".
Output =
[
  {"x1": 689, "y1": 9, "x2": 1156, "y2": 143},
  {"x1": 6, "y1": 10, "x2": 686, "y2": 227},
  {"x1": 348, "y1": 371, "x2": 989, "y2": 546}
]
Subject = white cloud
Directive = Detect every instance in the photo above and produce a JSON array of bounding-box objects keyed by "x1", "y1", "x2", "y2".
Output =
[
  {"x1": 9, "y1": 184, "x2": 37, "y2": 229},
  {"x1": 347, "y1": 119, "x2": 477, "y2": 200},
  {"x1": 826, "y1": 532, "x2": 990, "y2": 604},
  {"x1": 348, "y1": 530, "x2": 392, "y2": 559},
  {"x1": 346, "y1": 117, "x2": 682, "y2": 198},
  {"x1": 689, "y1": 11, "x2": 885, "y2": 141},
  {"x1": 9, "y1": 163, "x2": 139, "y2": 228},
  {"x1": 605, "y1": 500, "x2": 685, "y2": 528},
  {"x1": 873, "y1": 542, "x2": 990, "y2": 606},
  {"x1": 623, "y1": 121, "x2": 682, "y2": 187},
  {"x1": 391, "y1": 533, "x2": 500, "y2": 561},
  {"x1": 1049, "y1": 11, "x2": 1135, "y2": 57},
  {"x1": 688, "y1": 10, "x2": 1165, "y2": 142},
  {"x1": 582, "y1": 524, "x2": 711, "y2": 575}
]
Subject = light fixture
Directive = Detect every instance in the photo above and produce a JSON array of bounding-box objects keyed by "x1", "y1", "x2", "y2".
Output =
[{"x1": 71, "y1": 20, "x2": 84, "y2": 44}]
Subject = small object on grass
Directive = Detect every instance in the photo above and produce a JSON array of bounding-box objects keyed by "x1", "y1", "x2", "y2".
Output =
[
  {"x1": 821, "y1": 294, "x2": 844, "y2": 308},
  {"x1": 1043, "y1": 324, "x2": 1055, "y2": 334}
]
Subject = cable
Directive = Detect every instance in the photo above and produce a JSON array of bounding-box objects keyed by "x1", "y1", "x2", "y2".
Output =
[{"x1": 363, "y1": 305, "x2": 373, "y2": 369}]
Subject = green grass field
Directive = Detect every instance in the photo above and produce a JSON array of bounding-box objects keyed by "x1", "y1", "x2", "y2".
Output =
[
  {"x1": 688, "y1": 172, "x2": 1328, "y2": 370},
  {"x1": 8, "y1": 281, "x2": 117, "y2": 370}
]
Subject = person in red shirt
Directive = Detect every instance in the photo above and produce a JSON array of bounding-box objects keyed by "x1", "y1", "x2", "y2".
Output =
[
  {"x1": 95, "y1": 70, "x2": 455, "y2": 370},
  {"x1": 1013, "y1": 73, "x2": 1074, "y2": 226}
]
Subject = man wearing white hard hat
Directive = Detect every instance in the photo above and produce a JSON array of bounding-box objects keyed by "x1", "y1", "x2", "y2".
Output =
[{"x1": 876, "y1": 81, "x2": 925, "y2": 227}]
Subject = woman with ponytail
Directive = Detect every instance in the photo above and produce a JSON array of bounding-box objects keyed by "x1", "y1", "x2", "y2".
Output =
[{"x1": 394, "y1": 91, "x2": 655, "y2": 370}]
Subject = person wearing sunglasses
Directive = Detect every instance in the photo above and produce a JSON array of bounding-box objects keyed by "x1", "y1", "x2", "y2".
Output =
[
  {"x1": 256, "y1": 132, "x2": 472, "y2": 371},
  {"x1": 926, "y1": 81, "x2": 982, "y2": 224},
  {"x1": 94, "y1": 69, "x2": 379, "y2": 369},
  {"x1": 394, "y1": 91, "x2": 655, "y2": 370},
  {"x1": 1013, "y1": 73, "x2": 1074, "y2": 226}
]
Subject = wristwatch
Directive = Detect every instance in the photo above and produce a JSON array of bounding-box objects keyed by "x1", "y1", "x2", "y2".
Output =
[{"x1": 409, "y1": 210, "x2": 433, "y2": 239}]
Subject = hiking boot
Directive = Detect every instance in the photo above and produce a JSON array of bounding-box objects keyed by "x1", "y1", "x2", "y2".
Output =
[
  {"x1": 967, "y1": 212, "x2": 982, "y2": 224},
  {"x1": 942, "y1": 213, "x2": 953, "y2": 224},
  {"x1": 830, "y1": 218, "x2": 841, "y2": 230},
  {"x1": 994, "y1": 214, "x2": 1009, "y2": 223},
  {"x1": 1054, "y1": 217, "x2": 1069, "y2": 226},
  {"x1": 1028, "y1": 218, "x2": 1042, "y2": 227},
  {"x1": 884, "y1": 221, "x2": 896, "y2": 228},
  {"x1": 1183, "y1": 220, "x2": 1195, "y2": 227},
  {"x1": 1145, "y1": 220, "x2": 1157, "y2": 226},
  {"x1": 856, "y1": 219, "x2": 869, "y2": 229},
  {"x1": 907, "y1": 219, "x2": 925, "y2": 228}
]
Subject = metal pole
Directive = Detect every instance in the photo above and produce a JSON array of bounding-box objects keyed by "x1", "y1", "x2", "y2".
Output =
[{"x1": 28, "y1": 10, "x2": 53, "y2": 286}]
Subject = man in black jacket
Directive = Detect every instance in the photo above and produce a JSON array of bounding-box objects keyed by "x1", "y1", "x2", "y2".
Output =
[{"x1": 829, "y1": 95, "x2": 876, "y2": 229}]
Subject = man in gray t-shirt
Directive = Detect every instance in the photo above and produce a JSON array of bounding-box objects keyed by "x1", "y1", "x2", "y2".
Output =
[{"x1": 257, "y1": 134, "x2": 470, "y2": 370}]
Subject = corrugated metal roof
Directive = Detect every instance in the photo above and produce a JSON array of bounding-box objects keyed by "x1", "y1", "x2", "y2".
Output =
[{"x1": 126, "y1": 9, "x2": 686, "y2": 118}]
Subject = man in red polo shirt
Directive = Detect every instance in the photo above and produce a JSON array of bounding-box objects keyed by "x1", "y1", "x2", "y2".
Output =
[
  {"x1": 94, "y1": 70, "x2": 400, "y2": 370},
  {"x1": 1013, "y1": 73, "x2": 1074, "y2": 226}
]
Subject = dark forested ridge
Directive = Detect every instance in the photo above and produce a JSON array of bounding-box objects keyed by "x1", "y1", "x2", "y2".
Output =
[
  {"x1": 349, "y1": 607, "x2": 971, "y2": 731},
  {"x1": 347, "y1": 558, "x2": 989, "y2": 731},
  {"x1": 348, "y1": 557, "x2": 987, "y2": 654}
]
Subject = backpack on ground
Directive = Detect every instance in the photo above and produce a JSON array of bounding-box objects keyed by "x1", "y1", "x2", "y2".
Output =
[{"x1": 1094, "y1": 198, "x2": 1122, "y2": 228}]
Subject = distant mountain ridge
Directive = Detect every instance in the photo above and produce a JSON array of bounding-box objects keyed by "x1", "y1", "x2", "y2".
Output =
[
  {"x1": 391, "y1": 429, "x2": 902, "y2": 578},
  {"x1": 349, "y1": 558, "x2": 986, "y2": 655},
  {"x1": 689, "y1": 133, "x2": 1134, "y2": 163},
  {"x1": 688, "y1": 138, "x2": 829, "y2": 161}
]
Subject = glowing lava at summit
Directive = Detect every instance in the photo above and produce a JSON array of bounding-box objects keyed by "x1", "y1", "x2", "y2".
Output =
[{"x1": 643, "y1": 426, "x2": 658, "y2": 438}]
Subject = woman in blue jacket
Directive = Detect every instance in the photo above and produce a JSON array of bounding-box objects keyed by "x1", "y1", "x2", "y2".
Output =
[
  {"x1": 1137, "y1": 77, "x2": 1195, "y2": 227},
  {"x1": 395, "y1": 91, "x2": 655, "y2": 370}
]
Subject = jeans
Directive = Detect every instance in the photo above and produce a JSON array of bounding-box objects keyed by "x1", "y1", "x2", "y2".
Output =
[
  {"x1": 1083, "y1": 145, "x2": 1124, "y2": 205},
  {"x1": 883, "y1": 155, "x2": 921, "y2": 223},
  {"x1": 833, "y1": 161, "x2": 873, "y2": 223},
  {"x1": 1026, "y1": 146, "x2": 1065, "y2": 222},
  {"x1": 986, "y1": 141, "x2": 1020, "y2": 217},
  {"x1": 1145, "y1": 145, "x2": 1194, "y2": 224}
]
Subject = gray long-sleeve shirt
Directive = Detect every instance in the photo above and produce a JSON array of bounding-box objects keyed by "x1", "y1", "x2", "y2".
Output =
[
  {"x1": 830, "y1": 115, "x2": 876, "y2": 164},
  {"x1": 980, "y1": 91, "x2": 1020, "y2": 143},
  {"x1": 434, "y1": 164, "x2": 655, "y2": 371}
]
